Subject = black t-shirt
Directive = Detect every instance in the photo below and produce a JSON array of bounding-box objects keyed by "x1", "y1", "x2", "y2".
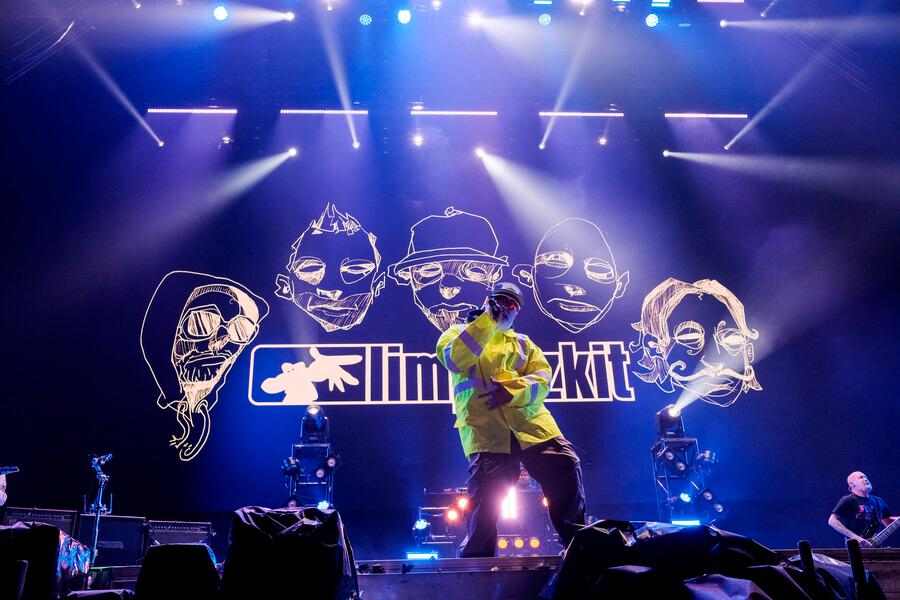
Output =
[{"x1": 832, "y1": 494, "x2": 892, "y2": 538}]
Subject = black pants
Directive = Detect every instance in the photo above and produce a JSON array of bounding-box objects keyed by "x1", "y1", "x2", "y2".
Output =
[{"x1": 459, "y1": 435, "x2": 586, "y2": 558}]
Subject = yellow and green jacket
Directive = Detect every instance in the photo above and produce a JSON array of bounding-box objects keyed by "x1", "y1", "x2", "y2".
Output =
[{"x1": 436, "y1": 312, "x2": 562, "y2": 458}]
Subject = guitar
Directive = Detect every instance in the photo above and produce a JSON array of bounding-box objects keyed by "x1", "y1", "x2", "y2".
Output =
[
  {"x1": 0, "y1": 466, "x2": 19, "y2": 476},
  {"x1": 861, "y1": 516, "x2": 900, "y2": 548}
]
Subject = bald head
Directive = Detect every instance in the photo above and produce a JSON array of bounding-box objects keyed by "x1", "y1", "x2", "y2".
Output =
[{"x1": 847, "y1": 471, "x2": 872, "y2": 497}]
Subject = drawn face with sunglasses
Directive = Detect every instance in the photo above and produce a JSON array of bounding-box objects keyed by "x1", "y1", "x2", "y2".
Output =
[{"x1": 172, "y1": 285, "x2": 262, "y2": 398}]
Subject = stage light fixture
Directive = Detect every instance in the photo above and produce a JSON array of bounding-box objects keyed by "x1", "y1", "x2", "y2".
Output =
[
  {"x1": 284, "y1": 11, "x2": 295, "y2": 21},
  {"x1": 352, "y1": 141, "x2": 361, "y2": 149},
  {"x1": 397, "y1": 9, "x2": 412, "y2": 24},
  {"x1": 671, "y1": 519, "x2": 701, "y2": 526},
  {"x1": 541, "y1": 497, "x2": 549, "y2": 508},
  {"x1": 498, "y1": 538, "x2": 509, "y2": 549},
  {"x1": 514, "y1": 538, "x2": 525, "y2": 549},
  {"x1": 288, "y1": 147, "x2": 298, "y2": 157},
  {"x1": 412, "y1": 133, "x2": 424, "y2": 146},
  {"x1": 446, "y1": 508, "x2": 459, "y2": 522},
  {"x1": 598, "y1": 136, "x2": 608, "y2": 146},
  {"x1": 414, "y1": 518, "x2": 429, "y2": 530},
  {"x1": 475, "y1": 147, "x2": 486, "y2": 158},
  {"x1": 679, "y1": 492, "x2": 692, "y2": 503},
  {"x1": 538, "y1": 13, "x2": 552, "y2": 26},
  {"x1": 538, "y1": 143, "x2": 546, "y2": 150},
  {"x1": 317, "y1": 500, "x2": 330, "y2": 510},
  {"x1": 157, "y1": 140, "x2": 165, "y2": 147},
  {"x1": 662, "y1": 149, "x2": 671, "y2": 157},
  {"x1": 645, "y1": 13, "x2": 659, "y2": 27},
  {"x1": 720, "y1": 19, "x2": 728, "y2": 28},
  {"x1": 359, "y1": 13, "x2": 372, "y2": 25},
  {"x1": 656, "y1": 404, "x2": 684, "y2": 438},
  {"x1": 301, "y1": 404, "x2": 329, "y2": 443},
  {"x1": 432, "y1": 0, "x2": 442, "y2": 8},
  {"x1": 213, "y1": 5, "x2": 228, "y2": 21},
  {"x1": 529, "y1": 537, "x2": 540, "y2": 548},
  {"x1": 456, "y1": 497, "x2": 469, "y2": 510},
  {"x1": 315, "y1": 467, "x2": 326, "y2": 479},
  {"x1": 610, "y1": 0, "x2": 630, "y2": 14},
  {"x1": 697, "y1": 488, "x2": 727, "y2": 515},
  {"x1": 467, "y1": 12, "x2": 484, "y2": 27},
  {"x1": 406, "y1": 551, "x2": 438, "y2": 560}
]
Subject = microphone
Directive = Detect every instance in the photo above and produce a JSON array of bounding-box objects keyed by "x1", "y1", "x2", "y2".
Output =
[{"x1": 91, "y1": 453, "x2": 113, "y2": 465}]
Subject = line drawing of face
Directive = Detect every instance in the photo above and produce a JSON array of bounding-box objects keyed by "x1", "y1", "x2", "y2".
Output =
[
  {"x1": 630, "y1": 277, "x2": 761, "y2": 408},
  {"x1": 275, "y1": 203, "x2": 385, "y2": 332},
  {"x1": 141, "y1": 271, "x2": 269, "y2": 461},
  {"x1": 388, "y1": 207, "x2": 507, "y2": 331},
  {"x1": 513, "y1": 218, "x2": 629, "y2": 333}
]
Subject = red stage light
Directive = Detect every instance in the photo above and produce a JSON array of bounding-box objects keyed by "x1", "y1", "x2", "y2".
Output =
[{"x1": 446, "y1": 509, "x2": 459, "y2": 522}]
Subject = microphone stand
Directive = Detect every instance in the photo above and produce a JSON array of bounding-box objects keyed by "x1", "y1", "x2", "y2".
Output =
[{"x1": 88, "y1": 457, "x2": 111, "y2": 563}]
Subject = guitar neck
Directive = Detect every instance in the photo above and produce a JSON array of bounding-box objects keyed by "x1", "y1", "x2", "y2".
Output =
[{"x1": 871, "y1": 517, "x2": 900, "y2": 548}]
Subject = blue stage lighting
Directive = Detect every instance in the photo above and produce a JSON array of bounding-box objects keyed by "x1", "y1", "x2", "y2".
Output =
[
  {"x1": 671, "y1": 519, "x2": 701, "y2": 526},
  {"x1": 406, "y1": 551, "x2": 438, "y2": 560},
  {"x1": 538, "y1": 13, "x2": 551, "y2": 26},
  {"x1": 414, "y1": 519, "x2": 430, "y2": 530},
  {"x1": 317, "y1": 500, "x2": 330, "y2": 510},
  {"x1": 359, "y1": 13, "x2": 372, "y2": 25},
  {"x1": 397, "y1": 9, "x2": 412, "y2": 24},
  {"x1": 213, "y1": 5, "x2": 228, "y2": 21},
  {"x1": 679, "y1": 492, "x2": 692, "y2": 503},
  {"x1": 645, "y1": 13, "x2": 659, "y2": 27}
]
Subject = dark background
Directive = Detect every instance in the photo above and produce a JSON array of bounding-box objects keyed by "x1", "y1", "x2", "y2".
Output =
[{"x1": 2, "y1": 0, "x2": 898, "y2": 559}]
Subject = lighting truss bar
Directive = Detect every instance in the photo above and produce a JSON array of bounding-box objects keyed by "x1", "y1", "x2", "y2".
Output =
[
  {"x1": 147, "y1": 108, "x2": 237, "y2": 114},
  {"x1": 664, "y1": 112, "x2": 748, "y2": 119},
  {"x1": 533, "y1": 0, "x2": 553, "y2": 4},
  {"x1": 696, "y1": 0, "x2": 744, "y2": 3},
  {"x1": 410, "y1": 110, "x2": 499, "y2": 116},
  {"x1": 280, "y1": 109, "x2": 369, "y2": 115},
  {"x1": 671, "y1": 519, "x2": 702, "y2": 526},
  {"x1": 539, "y1": 111, "x2": 625, "y2": 118}
]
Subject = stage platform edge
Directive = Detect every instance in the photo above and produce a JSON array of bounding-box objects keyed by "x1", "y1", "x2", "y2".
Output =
[{"x1": 88, "y1": 548, "x2": 900, "y2": 599}]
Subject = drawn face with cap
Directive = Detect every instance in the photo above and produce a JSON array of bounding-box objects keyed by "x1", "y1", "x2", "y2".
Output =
[
  {"x1": 631, "y1": 278, "x2": 761, "y2": 408},
  {"x1": 172, "y1": 284, "x2": 261, "y2": 402},
  {"x1": 404, "y1": 259, "x2": 504, "y2": 331},
  {"x1": 276, "y1": 204, "x2": 385, "y2": 332},
  {"x1": 514, "y1": 219, "x2": 629, "y2": 333}
]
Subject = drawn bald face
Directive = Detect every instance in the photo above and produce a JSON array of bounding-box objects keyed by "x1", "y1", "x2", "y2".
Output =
[{"x1": 521, "y1": 219, "x2": 628, "y2": 333}]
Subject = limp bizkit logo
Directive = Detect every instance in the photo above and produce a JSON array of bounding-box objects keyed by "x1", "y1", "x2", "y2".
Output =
[{"x1": 249, "y1": 341, "x2": 635, "y2": 406}]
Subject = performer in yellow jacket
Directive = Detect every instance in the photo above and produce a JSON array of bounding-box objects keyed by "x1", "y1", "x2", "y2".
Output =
[{"x1": 437, "y1": 281, "x2": 586, "y2": 557}]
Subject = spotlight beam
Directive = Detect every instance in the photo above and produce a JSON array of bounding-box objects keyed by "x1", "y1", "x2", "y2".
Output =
[
  {"x1": 478, "y1": 151, "x2": 577, "y2": 240},
  {"x1": 70, "y1": 38, "x2": 163, "y2": 147},
  {"x1": 315, "y1": 7, "x2": 360, "y2": 147},
  {"x1": 725, "y1": 35, "x2": 849, "y2": 150},
  {"x1": 540, "y1": 22, "x2": 594, "y2": 149},
  {"x1": 663, "y1": 151, "x2": 900, "y2": 206}
]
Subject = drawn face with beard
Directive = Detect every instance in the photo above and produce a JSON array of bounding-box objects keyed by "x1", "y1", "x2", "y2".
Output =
[
  {"x1": 406, "y1": 259, "x2": 503, "y2": 331},
  {"x1": 275, "y1": 204, "x2": 385, "y2": 332},
  {"x1": 171, "y1": 285, "x2": 261, "y2": 406},
  {"x1": 631, "y1": 278, "x2": 761, "y2": 408}
]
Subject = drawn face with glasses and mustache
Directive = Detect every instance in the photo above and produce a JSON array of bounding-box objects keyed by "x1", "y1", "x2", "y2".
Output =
[
  {"x1": 631, "y1": 278, "x2": 761, "y2": 408},
  {"x1": 172, "y1": 286, "x2": 261, "y2": 394},
  {"x1": 142, "y1": 272, "x2": 268, "y2": 461}
]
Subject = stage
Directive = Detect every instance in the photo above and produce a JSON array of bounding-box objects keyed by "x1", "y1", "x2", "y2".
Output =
[
  {"x1": 86, "y1": 549, "x2": 900, "y2": 599},
  {"x1": 2, "y1": 0, "x2": 900, "y2": 598}
]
